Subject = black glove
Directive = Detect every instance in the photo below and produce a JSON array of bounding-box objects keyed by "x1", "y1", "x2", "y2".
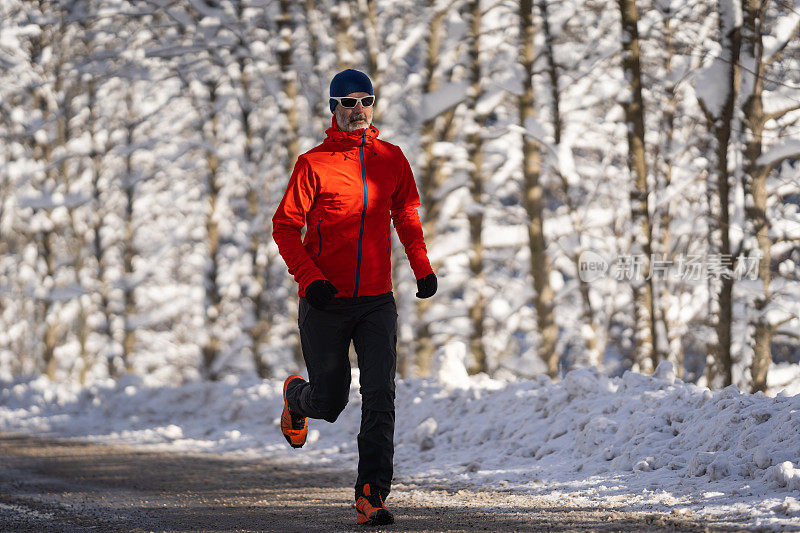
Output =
[
  {"x1": 416, "y1": 273, "x2": 437, "y2": 299},
  {"x1": 305, "y1": 279, "x2": 339, "y2": 309}
]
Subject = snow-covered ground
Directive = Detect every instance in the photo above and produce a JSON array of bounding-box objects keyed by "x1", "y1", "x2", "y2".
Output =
[{"x1": 2, "y1": 362, "x2": 800, "y2": 531}]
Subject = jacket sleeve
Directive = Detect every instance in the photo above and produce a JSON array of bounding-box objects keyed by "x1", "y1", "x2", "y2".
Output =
[
  {"x1": 391, "y1": 151, "x2": 434, "y2": 280},
  {"x1": 272, "y1": 156, "x2": 326, "y2": 293}
]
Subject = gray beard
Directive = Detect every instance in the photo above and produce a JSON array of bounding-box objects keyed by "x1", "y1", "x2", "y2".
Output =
[{"x1": 335, "y1": 111, "x2": 371, "y2": 132}]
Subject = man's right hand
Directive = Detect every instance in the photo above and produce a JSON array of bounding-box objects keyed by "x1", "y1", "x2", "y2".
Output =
[{"x1": 305, "y1": 279, "x2": 339, "y2": 309}]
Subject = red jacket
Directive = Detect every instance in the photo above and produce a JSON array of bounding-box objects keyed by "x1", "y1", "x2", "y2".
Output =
[{"x1": 272, "y1": 117, "x2": 433, "y2": 298}]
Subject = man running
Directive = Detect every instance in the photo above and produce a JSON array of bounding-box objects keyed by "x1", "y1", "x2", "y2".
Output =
[{"x1": 272, "y1": 68, "x2": 437, "y2": 526}]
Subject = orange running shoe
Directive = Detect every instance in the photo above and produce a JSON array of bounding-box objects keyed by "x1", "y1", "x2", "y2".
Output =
[
  {"x1": 281, "y1": 375, "x2": 308, "y2": 448},
  {"x1": 355, "y1": 483, "x2": 394, "y2": 525}
]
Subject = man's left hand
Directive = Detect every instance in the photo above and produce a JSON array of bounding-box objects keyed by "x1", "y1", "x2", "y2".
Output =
[{"x1": 416, "y1": 273, "x2": 437, "y2": 299}]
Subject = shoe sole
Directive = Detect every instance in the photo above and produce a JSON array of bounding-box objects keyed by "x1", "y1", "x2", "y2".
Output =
[
  {"x1": 357, "y1": 509, "x2": 394, "y2": 526},
  {"x1": 283, "y1": 433, "x2": 304, "y2": 449},
  {"x1": 282, "y1": 375, "x2": 307, "y2": 448}
]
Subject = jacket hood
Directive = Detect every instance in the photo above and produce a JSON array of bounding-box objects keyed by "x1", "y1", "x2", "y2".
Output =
[{"x1": 324, "y1": 115, "x2": 379, "y2": 147}]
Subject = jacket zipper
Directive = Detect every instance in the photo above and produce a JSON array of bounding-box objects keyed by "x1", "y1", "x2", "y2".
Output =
[
  {"x1": 353, "y1": 129, "x2": 368, "y2": 297},
  {"x1": 316, "y1": 220, "x2": 322, "y2": 256}
]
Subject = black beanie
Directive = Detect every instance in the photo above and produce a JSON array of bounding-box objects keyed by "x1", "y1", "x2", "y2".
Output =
[{"x1": 329, "y1": 69, "x2": 373, "y2": 113}]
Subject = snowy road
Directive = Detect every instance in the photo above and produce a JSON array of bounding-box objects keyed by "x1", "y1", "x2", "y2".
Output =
[{"x1": 0, "y1": 434, "x2": 735, "y2": 532}]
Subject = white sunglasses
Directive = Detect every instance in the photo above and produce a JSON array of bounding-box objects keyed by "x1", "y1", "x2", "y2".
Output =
[{"x1": 330, "y1": 95, "x2": 375, "y2": 108}]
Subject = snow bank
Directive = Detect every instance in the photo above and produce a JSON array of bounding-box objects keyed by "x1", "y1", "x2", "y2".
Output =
[{"x1": 2, "y1": 363, "x2": 800, "y2": 530}]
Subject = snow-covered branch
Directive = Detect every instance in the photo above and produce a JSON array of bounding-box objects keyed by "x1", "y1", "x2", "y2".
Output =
[{"x1": 756, "y1": 139, "x2": 800, "y2": 168}]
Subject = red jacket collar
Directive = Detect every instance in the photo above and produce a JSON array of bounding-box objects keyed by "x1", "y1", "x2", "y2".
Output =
[{"x1": 324, "y1": 115, "x2": 379, "y2": 145}]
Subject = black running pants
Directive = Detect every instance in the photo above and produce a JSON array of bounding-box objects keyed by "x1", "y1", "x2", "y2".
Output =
[{"x1": 286, "y1": 292, "x2": 397, "y2": 498}]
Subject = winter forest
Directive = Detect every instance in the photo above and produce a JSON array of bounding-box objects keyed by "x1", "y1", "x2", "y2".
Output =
[{"x1": 0, "y1": 0, "x2": 799, "y2": 393}]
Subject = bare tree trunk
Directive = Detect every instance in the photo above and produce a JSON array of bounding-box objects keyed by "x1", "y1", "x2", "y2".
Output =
[
  {"x1": 742, "y1": 6, "x2": 800, "y2": 391},
  {"x1": 539, "y1": 0, "x2": 562, "y2": 144},
  {"x1": 121, "y1": 89, "x2": 138, "y2": 375},
  {"x1": 713, "y1": 2, "x2": 738, "y2": 389},
  {"x1": 48, "y1": 8, "x2": 92, "y2": 382},
  {"x1": 87, "y1": 80, "x2": 118, "y2": 378},
  {"x1": 57, "y1": 70, "x2": 92, "y2": 384},
  {"x1": 0, "y1": 146, "x2": 10, "y2": 363},
  {"x1": 66, "y1": 201, "x2": 90, "y2": 383},
  {"x1": 0, "y1": 162, "x2": 23, "y2": 374},
  {"x1": 357, "y1": 0, "x2": 383, "y2": 121},
  {"x1": 234, "y1": 2, "x2": 271, "y2": 378},
  {"x1": 305, "y1": 0, "x2": 328, "y2": 133},
  {"x1": 418, "y1": 5, "x2": 450, "y2": 227},
  {"x1": 305, "y1": 0, "x2": 323, "y2": 72},
  {"x1": 519, "y1": 0, "x2": 558, "y2": 377},
  {"x1": 247, "y1": 188, "x2": 272, "y2": 378},
  {"x1": 539, "y1": 0, "x2": 601, "y2": 367},
  {"x1": 616, "y1": 0, "x2": 657, "y2": 372},
  {"x1": 652, "y1": 6, "x2": 682, "y2": 376},
  {"x1": 40, "y1": 229, "x2": 59, "y2": 380},
  {"x1": 697, "y1": 0, "x2": 741, "y2": 388},
  {"x1": 414, "y1": 1, "x2": 449, "y2": 377},
  {"x1": 334, "y1": 0, "x2": 355, "y2": 70},
  {"x1": 200, "y1": 82, "x2": 223, "y2": 381},
  {"x1": 357, "y1": 0, "x2": 381, "y2": 78},
  {"x1": 27, "y1": 12, "x2": 60, "y2": 380},
  {"x1": 277, "y1": 0, "x2": 304, "y2": 371},
  {"x1": 465, "y1": 0, "x2": 487, "y2": 375},
  {"x1": 741, "y1": 0, "x2": 770, "y2": 392},
  {"x1": 278, "y1": 0, "x2": 300, "y2": 176},
  {"x1": 244, "y1": 116, "x2": 271, "y2": 380}
]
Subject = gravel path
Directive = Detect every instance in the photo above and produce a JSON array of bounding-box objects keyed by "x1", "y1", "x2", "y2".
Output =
[{"x1": 0, "y1": 433, "x2": 740, "y2": 532}]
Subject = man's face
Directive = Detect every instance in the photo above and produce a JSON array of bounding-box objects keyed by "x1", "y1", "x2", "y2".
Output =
[{"x1": 334, "y1": 91, "x2": 374, "y2": 132}]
